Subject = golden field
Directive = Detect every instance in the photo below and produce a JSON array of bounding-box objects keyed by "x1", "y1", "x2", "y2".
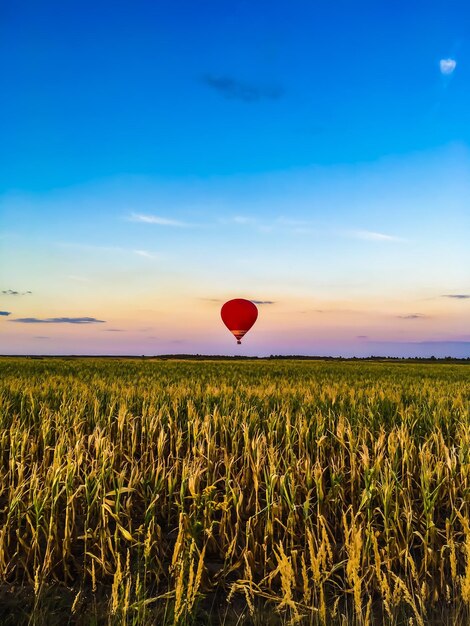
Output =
[{"x1": 0, "y1": 358, "x2": 469, "y2": 625}]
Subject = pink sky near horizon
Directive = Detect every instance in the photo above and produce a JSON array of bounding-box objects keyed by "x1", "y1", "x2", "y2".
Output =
[
  {"x1": 1, "y1": 293, "x2": 468, "y2": 357},
  {"x1": 1, "y1": 146, "x2": 469, "y2": 357}
]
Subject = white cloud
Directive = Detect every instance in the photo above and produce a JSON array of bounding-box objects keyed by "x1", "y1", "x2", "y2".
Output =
[
  {"x1": 222, "y1": 216, "x2": 402, "y2": 241},
  {"x1": 348, "y1": 230, "x2": 405, "y2": 242},
  {"x1": 440, "y1": 58, "x2": 456, "y2": 75},
  {"x1": 231, "y1": 215, "x2": 256, "y2": 225},
  {"x1": 221, "y1": 215, "x2": 274, "y2": 233},
  {"x1": 67, "y1": 275, "x2": 90, "y2": 282},
  {"x1": 128, "y1": 213, "x2": 191, "y2": 227},
  {"x1": 60, "y1": 243, "x2": 157, "y2": 259},
  {"x1": 134, "y1": 249, "x2": 157, "y2": 259}
]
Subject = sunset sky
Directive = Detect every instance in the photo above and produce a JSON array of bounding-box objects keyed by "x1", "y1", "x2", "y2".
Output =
[{"x1": 1, "y1": 1, "x2": 469, "y2": 357}]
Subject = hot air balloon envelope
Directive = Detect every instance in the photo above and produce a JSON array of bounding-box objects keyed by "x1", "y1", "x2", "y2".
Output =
[{"x1": 221, "y1": 299, "x2": 258, "y2": 344}]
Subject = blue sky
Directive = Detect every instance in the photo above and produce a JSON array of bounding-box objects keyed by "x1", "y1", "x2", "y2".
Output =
[{"x1": 0, "y1": 0, "x2": 469, "y2": 356}]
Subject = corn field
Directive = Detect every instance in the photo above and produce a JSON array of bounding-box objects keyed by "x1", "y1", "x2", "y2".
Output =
[{"x1": 0, "y1": 357, "x2": 469, "y2": 625}]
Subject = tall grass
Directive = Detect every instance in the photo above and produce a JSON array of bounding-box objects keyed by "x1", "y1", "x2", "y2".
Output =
[{"x1": 0, "y1": 358, "x2": 469, "y2": 624}]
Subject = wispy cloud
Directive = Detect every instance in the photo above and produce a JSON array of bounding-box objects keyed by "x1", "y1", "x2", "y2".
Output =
[
  {"x1": 34, "y1": 336, "x2": 49, "y2": 339},
  {"x1": 134, "y1": 249, "x2": 157, "y2": 259},
  {"x1": 2, "y1": 289, "x2": 32, "y2": 296},
  {"x1": 202, "y1": 297, "x2": 275, "y2": 305},
  {"x1": 232, "y1": 215, "x2": 256, "y2": 225},
  {"x1": 225, "y1": 215, "x2": 274, "y2": 233},
  {"x1": 67, "y1": 275, "x2": 90, "y2": 282},
  {"x1": 357, "y1": 335, "x2": 368, "y2": 339},
  {"x1": 0, "y1": 311, "x2": 11, "y2": 316},
  {"x1": 397, "y1": 314, "x2": 427, "y2": 320},
  {"x1": 348, "y1": 230, "x2": 405, "y2": 242},
  {"x1": 302, "y1": 307, "x2": 360, "y2": 315},
  {"x1": 128, "y1": 213, "x2": 192, "y2": 227},
  {"x1": 440, "y1": 58, "x2": 456, "y2": 75},
  {"x1": 103, "y1": 328, "x2": 124, "y2": 332},
  {"x1": 442, "y1": 294, "x2": 469, "y2": 300},
  {"x1": 201, "y1": 74, "x2": 284, "y2": 102},
  {"x1": 61, "y1": 242, "x2": 159, "y2": 259},
  {"x1": 226, "y1": 218, "x2": 401, "y2": 242},
  {"x1": 10, "y1": 317, "x2": 106, "y2": 324},
  {"x1": 277, "y1": 218, "x2": 318, "y2": 235}
]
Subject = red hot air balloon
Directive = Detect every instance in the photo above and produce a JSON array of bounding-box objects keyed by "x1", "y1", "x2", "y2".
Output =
[{"x1": 221, "y1": 299, "x2": 258, "y2": 344}]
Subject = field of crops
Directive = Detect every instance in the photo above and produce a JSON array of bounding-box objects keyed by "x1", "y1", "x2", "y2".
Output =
[{"x1": 0, "y1": 358, "x2": 469, "y2": 625}]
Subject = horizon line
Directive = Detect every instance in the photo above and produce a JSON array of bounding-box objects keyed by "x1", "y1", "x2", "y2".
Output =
[{"x1": 1, "y1": 354, "x2": 469, "y2": 361}]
